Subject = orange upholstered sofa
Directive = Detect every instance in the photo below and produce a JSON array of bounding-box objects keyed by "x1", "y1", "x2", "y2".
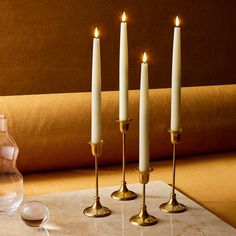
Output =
[{"x1": 0, "y1": 85, "x2": 235, "y2": 173}]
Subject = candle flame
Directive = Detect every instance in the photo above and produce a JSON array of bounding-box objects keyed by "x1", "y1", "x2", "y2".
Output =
[
  {"x1": 175, "y1": 16, "x2": 180, "y2": 27},
  {"x1": 143, "y1": 52, "x2": 147, "y2": 63},
  {"x1": 122, "y1": 12, "x2": 126, "y2": 22},
  {"x1": 94, "y1": 27, "x2": 99, "y2": 38}
]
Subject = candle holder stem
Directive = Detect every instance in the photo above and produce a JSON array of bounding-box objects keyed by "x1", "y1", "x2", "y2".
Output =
[
  {"x1": 142, "y1": 182, "x2": 145, "y2": 206},
  {"x1": 130, "y1": 168, "x2": 158, "y2": 226},
  {"x1": 84, "y1": 141, "x2": 111, "y2": 217},
  {"x1": 111, "y1": 119, "x2": 137, "y2": 201},
  {"x1": 95, "y1": 155, "x2": 99, "y2": 198},
  {"x1": 172, "y1": 143, "x2": 176, "y2": 196},
  {"x1": 159, "y1": 130, "x2": 186, "y2": 213},
  {"x1": 122, "y1": 131, "x2": 126, "y2": 183}
]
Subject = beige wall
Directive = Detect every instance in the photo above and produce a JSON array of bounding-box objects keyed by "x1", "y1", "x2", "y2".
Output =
[{"x1": 0, "y1": 0, "x2": 235, "y2": 95}]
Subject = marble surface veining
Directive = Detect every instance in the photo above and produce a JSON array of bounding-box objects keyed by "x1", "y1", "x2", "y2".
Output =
[{"x1": 0, "y1": 181, "x2": 235, "y2": 236}]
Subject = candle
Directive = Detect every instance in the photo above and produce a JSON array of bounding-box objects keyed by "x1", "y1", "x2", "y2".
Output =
[
  {"x1": 91, "y1": 27, "x2": 102, "y2": 143},
  {"x1": 171, "y1": 16, "x2": 181, "y2": 131},
  {"x1": 119, "y1": 12, "x2": 129, "y2": 121},
  {"x1": 139, "y1": 52, "x2": 149, "y2": 172}
]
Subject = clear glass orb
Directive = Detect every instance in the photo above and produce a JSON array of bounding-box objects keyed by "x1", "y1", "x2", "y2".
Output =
[{"x1": 21, "y1": 201, "x2": 49, "y2": 228}]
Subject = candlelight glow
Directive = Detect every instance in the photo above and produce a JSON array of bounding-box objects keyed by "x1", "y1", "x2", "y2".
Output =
[
  {"x1": 175, "y1": 16, "x2": 180, "y2": 27},
  {"x1": 122, "y1": 12, "x2": 126, "y2": 22},
  {"x1": 94, "y1": 27, "x2": 99, "y2": 38},
  {"x1": 143, "y1": 52, "x2": 147, "y2": 63}
]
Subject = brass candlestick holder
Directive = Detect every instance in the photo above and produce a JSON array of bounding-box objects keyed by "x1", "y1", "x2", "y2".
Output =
[
  {"x1": 83, "y1": 141, "x2": 111, "y2": 217},
  {"x1": 111, "y1": 119, "x2": 137, "y2": 201},
  {"x1": 159, "y1": 130, "x2": 187, "y2": 213},
  {"x1": 130, "y1": 168, "x2": 158, "y2": 226}
]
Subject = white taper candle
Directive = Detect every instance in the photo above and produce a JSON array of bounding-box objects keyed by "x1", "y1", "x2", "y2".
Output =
[
  {"x1": 170, "y1": 16, "x2": 181, "y2": 131},
  {"x1": 139, "y1": 52, "x2": 150, "y2": 172},
  {"x1": 119, "y1": 12, "x2": 129, "y2": 121},
  {"x1": 91, "y1": 28, "x2": 102, "y2": 143}
]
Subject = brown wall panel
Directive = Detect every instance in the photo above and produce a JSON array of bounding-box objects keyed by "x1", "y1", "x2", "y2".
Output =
[{"x1": 0, "y1": 0, "x2": 235, "y2": 95}]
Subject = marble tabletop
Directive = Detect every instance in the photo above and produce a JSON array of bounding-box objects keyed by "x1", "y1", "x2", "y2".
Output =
[{"x1": 0, "y1": 180, "x2": 235, "y2": 236}]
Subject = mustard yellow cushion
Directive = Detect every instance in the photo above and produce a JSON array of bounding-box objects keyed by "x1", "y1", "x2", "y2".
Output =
[{"x1": 0, "y1": 84, "x2": 235, "y2": 172}]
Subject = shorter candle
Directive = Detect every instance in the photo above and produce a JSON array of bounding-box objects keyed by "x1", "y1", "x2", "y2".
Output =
[
  {"x1": 91, "y1": 27, "x2": 102, "y2": 143},
  {"x1": 139, "y1": 52, "x2": 150, "y2": 172}
]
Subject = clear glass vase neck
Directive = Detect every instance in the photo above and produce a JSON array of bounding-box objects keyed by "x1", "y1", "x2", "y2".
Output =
[{"x1": 0, "y1": 115, "x2": 8, "y2": 134}]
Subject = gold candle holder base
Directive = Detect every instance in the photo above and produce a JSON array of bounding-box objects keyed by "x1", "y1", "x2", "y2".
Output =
[
  {"x1": 159, "y1": 130, "x2": 187, "y2": 214},
  {"x1": 84, "y1": 141, "x2": 111, "y2": 218},
  {"x1": 159, "y1": 193, "x2": 186, "y2": 213},
  {"x1": 130, "y1": 168, "x2": 158, "y2": 226},
  {"x1": 111, "y1": 181, "x2": 137, "y2": 201},
  {"x1": 130, "y1": 205, "x2": 158, "y2": 226},
  {"x1": 83, "y1": 196, "x2": 111, "y2": 217},
  {"x1": 111, "y1": 119, "x2": 137, "y2": 201}
]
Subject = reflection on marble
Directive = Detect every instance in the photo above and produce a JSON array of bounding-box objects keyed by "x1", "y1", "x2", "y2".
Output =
[{"x1": 0, "y1": 181, "x2": 235, "y2": 235}]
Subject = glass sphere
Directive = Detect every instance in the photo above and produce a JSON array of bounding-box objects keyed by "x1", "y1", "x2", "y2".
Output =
[{"x1": 21, "y1": 201, "x2": 49, "y2": 228}]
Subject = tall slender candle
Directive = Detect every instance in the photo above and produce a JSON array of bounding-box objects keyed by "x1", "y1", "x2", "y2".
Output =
[
  {"x1": 170, "y1": 16, "x2": 181, "y2": 131},
  {"x1": 119, "y1": 12, "x2": 129, "y2": 121},
  {"x1": 139, "y1": 52, "x2": 149, "y2": 172},
  {"x1": 91, "y1": 27, "x2": 101, "y2": 143}
]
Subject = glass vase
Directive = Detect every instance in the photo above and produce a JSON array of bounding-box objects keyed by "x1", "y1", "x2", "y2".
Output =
[{"x1": 0, "y1": 114, "x2": 23, "y2": 213}]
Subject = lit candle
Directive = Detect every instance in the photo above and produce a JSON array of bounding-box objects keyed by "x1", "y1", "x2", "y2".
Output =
[
  {"x1": 119, "y1": 12, "x2": 129, "y2": 121},
  {"x1": 171, "y1": 16, "x2": 181, "y2": 131},
  {"x1": 91, "y1": 27, "x2": 101, "y2": 143},
  {"x1": 139, "y1": 52, "x2": 149, "y2": 172}
]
